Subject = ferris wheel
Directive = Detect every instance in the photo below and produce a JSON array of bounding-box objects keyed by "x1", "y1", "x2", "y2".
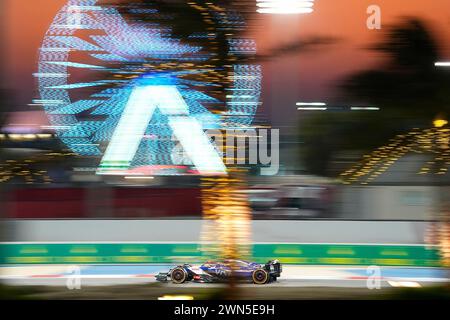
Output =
[{"x1": 37, "y1": 0, "x2": 261, "y2": 175}]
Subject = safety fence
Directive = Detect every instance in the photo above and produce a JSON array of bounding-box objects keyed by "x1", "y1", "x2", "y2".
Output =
[{"x1": 0, "y1": 243, "x2": 441, "y2": 267}]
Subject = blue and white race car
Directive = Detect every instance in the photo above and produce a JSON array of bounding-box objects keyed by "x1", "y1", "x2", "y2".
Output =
[{"x1": 156, "y1": 259, "x2": 282, "y2": 285}]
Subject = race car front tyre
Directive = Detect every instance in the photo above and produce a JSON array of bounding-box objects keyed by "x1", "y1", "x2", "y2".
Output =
[
  {"x1": 171, "y1": 267, "x2": 187, "y2": 284},
  {"x1": 252, "y1": 269, "x2": 269, "y2": 284}
]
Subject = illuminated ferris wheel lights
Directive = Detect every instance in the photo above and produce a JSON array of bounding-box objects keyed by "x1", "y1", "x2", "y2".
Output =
[
  {"x1": 256, "y1": 0, "x2": 315, "y2": 14},
  {"x1": 38, "y1": 0, "x2": 262, "y2": 167}
]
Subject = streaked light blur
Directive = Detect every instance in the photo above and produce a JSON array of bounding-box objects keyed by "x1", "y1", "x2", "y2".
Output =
[{"x1": 0, "y1": 0, "x2": 449, "y2": 301}]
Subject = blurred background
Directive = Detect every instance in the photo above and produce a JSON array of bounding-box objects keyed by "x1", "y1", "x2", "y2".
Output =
[{"x1": 0, "y1": 0, "x2": 449, "y2": 299}]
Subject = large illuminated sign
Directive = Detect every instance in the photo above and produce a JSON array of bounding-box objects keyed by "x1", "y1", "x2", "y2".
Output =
[
  {"x1": 98, "y1": 84, "x2": 226, "y2": 175},
  {"x1": 36, "y1": 0, "x2": 261, "y2": 175}
]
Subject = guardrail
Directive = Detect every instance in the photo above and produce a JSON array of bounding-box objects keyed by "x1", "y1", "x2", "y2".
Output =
[{"x1": 0, "y1": 243, "x2": 441, "y2": 267}]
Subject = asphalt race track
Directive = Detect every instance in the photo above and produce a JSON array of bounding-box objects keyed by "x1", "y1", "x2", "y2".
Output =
[{"x1": 1, "y1": 265, "x2": 447, "y2": 288}]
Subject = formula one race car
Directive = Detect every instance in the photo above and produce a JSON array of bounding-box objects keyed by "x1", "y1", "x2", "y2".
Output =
[{"x1": 155, "y1": 259, "x2": 282, "y2": 285}]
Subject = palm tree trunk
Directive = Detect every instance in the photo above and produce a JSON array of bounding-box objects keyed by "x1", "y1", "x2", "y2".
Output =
[{"x1": 200, "y1": 169, "x2": 252, "y2": 298}]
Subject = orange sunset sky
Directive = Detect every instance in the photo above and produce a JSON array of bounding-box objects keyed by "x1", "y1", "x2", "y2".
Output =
[{"x1": 3, "y1": 0, "x2": 450, "y2": 127}]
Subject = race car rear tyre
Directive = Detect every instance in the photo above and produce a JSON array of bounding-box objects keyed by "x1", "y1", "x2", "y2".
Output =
[
  {"x1": 171, "y1": 267, "x2": 187, "y2": 284},
  {"x1": 252, "y1": 269, "x2": 269, "y2": 285}
]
